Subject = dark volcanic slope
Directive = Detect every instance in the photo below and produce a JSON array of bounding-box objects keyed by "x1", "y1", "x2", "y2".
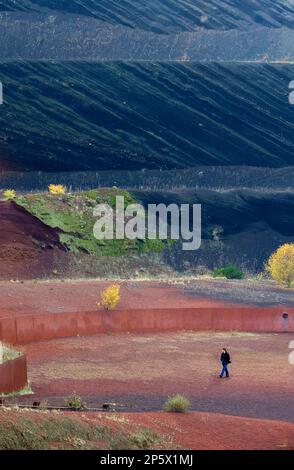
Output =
[
  {"x1": 0, "y1": 0, "x2": 293, "y2": 32},
  {"x1": 2, "y1": 13, "x2": 294, "y2": 61},
  {"x1": 1, "y1": 167, "x2": 294, "y2": 192},
  {"x1": 134, "y1": 189, "x2": 294, "y2": 239},
  {"x1": 133, "y1": 189, "x2": 294, "y2": 272},
  {"x1": 1, "y1": 62, "x2": 294, "y2": 171}
]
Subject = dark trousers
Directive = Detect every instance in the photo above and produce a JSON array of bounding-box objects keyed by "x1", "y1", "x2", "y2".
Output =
[{"x1": 220, "y1": 362, "x2": 229, "y2": 377}]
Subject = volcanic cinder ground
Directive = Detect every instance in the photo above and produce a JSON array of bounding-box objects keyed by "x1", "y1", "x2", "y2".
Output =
[
  {"x1": 1, "y1": 278, "x2": 294, "y2": 449},
  {"x1": 19, "y1": 331, "x2": 294, "y2": 424},
  {"x1": 1, "y1": 278, "x2": 294, "y2": 317}
]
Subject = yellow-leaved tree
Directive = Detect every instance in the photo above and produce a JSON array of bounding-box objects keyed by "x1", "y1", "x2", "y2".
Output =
[
  {"x1": 3, "y1": 189, "x2": 16, "y2": 200},
  {"x1": 97, "y1": 284, "x2": 121, "y2": 310},
  {"x1": 48, "y1": 184, "x2": 67, "y2": 195},
  {"x1": 266, "y1": 244, "x2": 294, "y2": 288}
]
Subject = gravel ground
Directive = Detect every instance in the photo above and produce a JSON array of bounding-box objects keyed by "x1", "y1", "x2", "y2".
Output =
[{"x1": 18, "y1": 331, "x2": 294, "y2": 423}]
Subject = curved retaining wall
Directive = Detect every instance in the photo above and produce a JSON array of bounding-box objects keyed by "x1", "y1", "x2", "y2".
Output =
[
  {"x1": 0, "y1": 355, "x2": 28, "y2": 394},
  {"x1": 0, "y1": 307, "x2": 293, "y2": 345}
]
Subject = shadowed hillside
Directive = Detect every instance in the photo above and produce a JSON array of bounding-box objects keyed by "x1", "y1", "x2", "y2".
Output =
[
  {"x1": 1, "y1": 13, "x2": 294, "y2": 61},
  {"x1": 1, "y1": 0, "x2": 294, "y2": 33},
  {"x1": 1, "y1": 62, "x2": 294, "y2": 171},
  {"x1": 1, "y1": 167, "x2": 294, "y2": 192},
  {"x1": 0, "y1": 2, "x2": 294, "y2": 171},
  {"x1": 133, "y1": 189, "x2": 294, "y2": 272}
]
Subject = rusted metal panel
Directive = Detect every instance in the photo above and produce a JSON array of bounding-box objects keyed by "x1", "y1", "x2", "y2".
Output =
[
  {"x1": 0, "y1": 308, "x2": 293, "y2": 346},
  {"x1": 0, "y1": 355, "x2": 27, "y2": 394}
]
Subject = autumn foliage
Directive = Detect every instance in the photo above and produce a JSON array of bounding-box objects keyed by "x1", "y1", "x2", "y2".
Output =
[
  {"x1": 97, "y1": 284, "x2": 121, "y2": 310},
  {"x1": 3, "y1": 189, "x2": 16, "y2": 200},
  {"x1": 48, "y1": 184, "x2": 67, "y2": 195},
  {"x1": 266, "y1": 243, "x2": 294, "y2": 288}
]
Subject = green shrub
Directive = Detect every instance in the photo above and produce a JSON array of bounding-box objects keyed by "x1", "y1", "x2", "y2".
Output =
[
  {"x1": 213, "y1": 264, "x2": 245, "y2": 280},
  {"x1": 0, "y1": 414, "x2": 164, "y2": 450},
  {"x1": 64, "y1": 394, "x2": 87, "y2": 411},
  {"x1": 0, "y1": 419, "x2": 45, "y2": 450},
  {"x1": 2, "y1": 344, "x2": 21, "y2": 362},
  {"x1": 129, "y1": 428, "x2": 158, "y2": 449},
  {"x1": 164, "y1": 394, "x2": 190, "y2": 413},
  {"x1": 39, "y1": 400, "x2": 49, "y2": 410}
]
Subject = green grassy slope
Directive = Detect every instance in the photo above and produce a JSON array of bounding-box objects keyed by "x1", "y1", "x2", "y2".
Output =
[{"x1": 16, "y1": 188, "x2": 166, "y2": 256}]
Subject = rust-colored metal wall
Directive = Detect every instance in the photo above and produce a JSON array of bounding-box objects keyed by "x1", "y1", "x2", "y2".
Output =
[
  {"x1": 0, "y1": 355, "x2": 27, "y2": 394},
  {"x1": 0, "y1": 307, "x2": 293, "y2": 345}
]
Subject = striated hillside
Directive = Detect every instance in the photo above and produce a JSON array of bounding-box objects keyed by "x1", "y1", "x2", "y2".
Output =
[
  {"x1": 0, "y1": 0, "x2": 294, "y2": 33},
  {"x1": 0, "y1": 1, "x2": 293, "y2": 276},
  {"x1": 1, "y1": 13, "x2": 294, "y2": 61},
  {"x1": 1, "y1": 62, "x2": 294, "y2": 171},
  {"x1": 0, "y1": 2, "x2": 294, "y2": 171}
]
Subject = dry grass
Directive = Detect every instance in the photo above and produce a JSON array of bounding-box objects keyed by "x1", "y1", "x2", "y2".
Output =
[{"x1": 0, "y1": 409, "x2": 161, "y2": 450}]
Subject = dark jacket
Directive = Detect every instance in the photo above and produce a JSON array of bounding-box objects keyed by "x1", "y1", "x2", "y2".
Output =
[{"x1": 221, "y1": 352, "x2": 231, "y2": 364}]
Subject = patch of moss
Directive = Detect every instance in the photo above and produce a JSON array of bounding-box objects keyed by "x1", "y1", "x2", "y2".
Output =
[
  {"x1": 138, "y1": 238, "x2": 166, "y2": 253},
  {"x1": 86, "y1": 188, "x2": 135, "y2": 208},
  {"x1": 15, "y1": 189, "x2": 168, "y2": 257}
]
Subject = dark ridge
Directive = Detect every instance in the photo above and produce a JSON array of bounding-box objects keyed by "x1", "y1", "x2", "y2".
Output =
[
  {"x1": 1, "y1": 14, "x2": 294, "y2": 61},
  {"x1": 1, "y1": 62, "x2": 294, "y2": 171},
  {"x1": 1, "y1": 167, "x2": 294, "y2": 192},
  {"x1": 132, "y1": 189, "x2": 294, "y2": 272},
  {"x1": 133, "y1": 189, "x2": 294, "y2": 239},
  {"x1": 0, "y1": 0, "x2": 293, "y2": 33}
]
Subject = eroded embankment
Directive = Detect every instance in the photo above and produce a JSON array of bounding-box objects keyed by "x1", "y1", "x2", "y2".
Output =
[{"x1": 0, "y1": 201, "x2": 66, "y2": 279}]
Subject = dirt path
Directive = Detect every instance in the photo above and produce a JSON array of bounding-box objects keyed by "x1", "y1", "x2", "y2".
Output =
[{"x1": 19, "y1": 331, "x2": 294, "y2": 423}]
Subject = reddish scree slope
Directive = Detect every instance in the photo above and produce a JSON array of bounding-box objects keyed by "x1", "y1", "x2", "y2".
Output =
[
  {"x1": 95, "y1": 412, "x2": 294, "y2": 450},
  {"x1": 0, "y1": 200, "x2": 65, "y2": 279},
  {"x1": 0, "y1": 409, "x2": 293, "y2": 450}
]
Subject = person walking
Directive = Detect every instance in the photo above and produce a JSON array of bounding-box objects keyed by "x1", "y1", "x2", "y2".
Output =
[{"x1": 220, "y1": 348, "x2": 231, "y2": 378}]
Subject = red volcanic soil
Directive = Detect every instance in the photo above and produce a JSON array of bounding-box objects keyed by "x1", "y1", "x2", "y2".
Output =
[
  {"x1": 18, "y1": 332, "x2": 294, "y2": 423},
  {"x1": 92, "y1": 411, "x2": 294, "y2": 450},
  {"x1": 0, "y1": 277, "x2": 293, "y2": 319},
  {"x1": 1, "y1": 408, "x2": 293, "y2": 450},
  {"x1": 0, "y1": 279, "x2": 244, "y2": 318},
  {"x1": 0, "y1": 201, "x2": 66, "y2": 280}
]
